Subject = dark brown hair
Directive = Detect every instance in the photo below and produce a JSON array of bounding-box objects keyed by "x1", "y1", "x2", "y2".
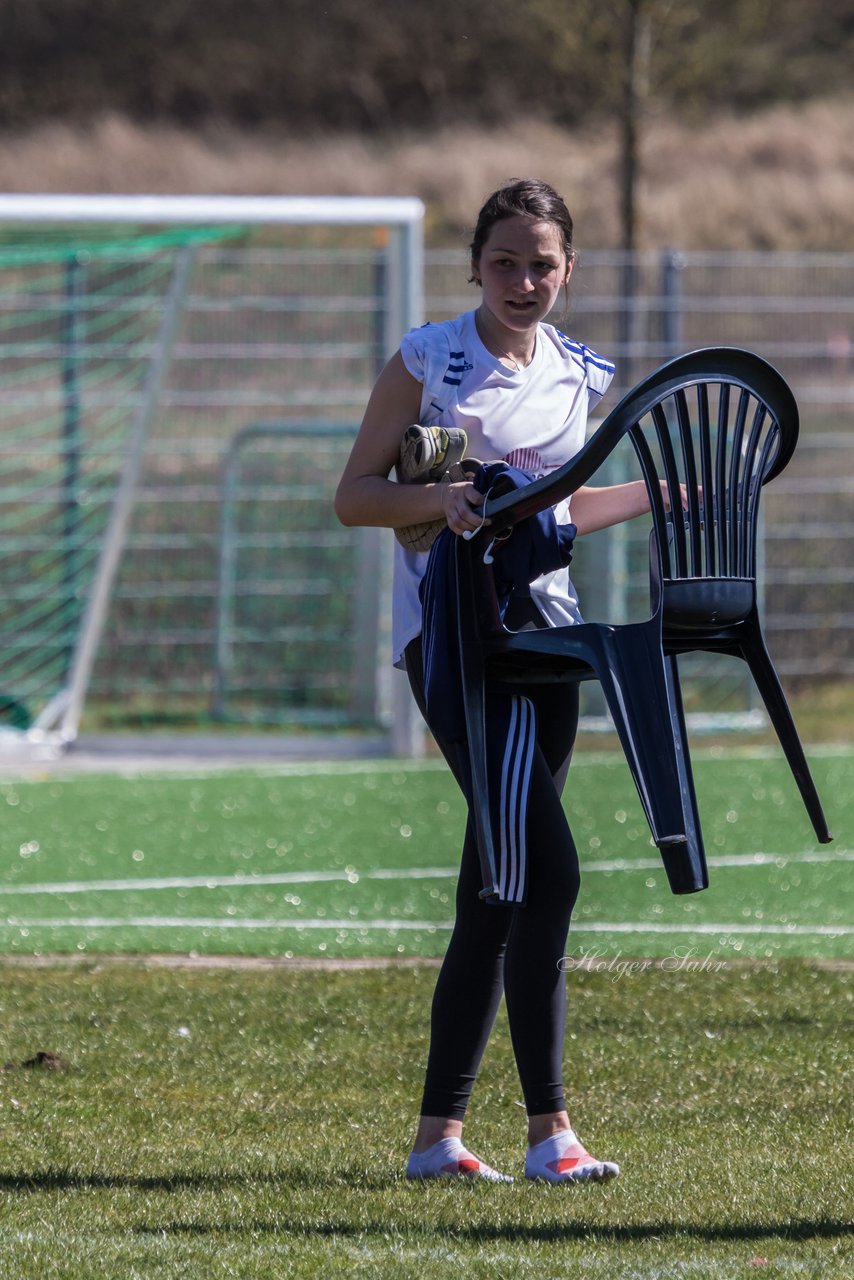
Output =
[{"x1": 469, "y1": 178, "x2": 574, "y2": 270}]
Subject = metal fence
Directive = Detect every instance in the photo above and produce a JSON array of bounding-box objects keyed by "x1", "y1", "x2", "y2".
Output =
[
  {"x1": 1, "y1": 242, "x2": 851, "y2": 745},
  {"x1": 84, "y1": 244, "x2": 393, "y2": 734}
]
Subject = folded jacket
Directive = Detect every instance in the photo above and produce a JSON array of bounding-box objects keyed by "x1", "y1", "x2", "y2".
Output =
[{"x1": 419, "y1": 462, "x2": 576, "y2": 902}]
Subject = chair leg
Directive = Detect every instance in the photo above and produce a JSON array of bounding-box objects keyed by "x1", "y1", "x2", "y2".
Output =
[
  {"x1": 591, "y1": 621, "x2": 709, "y2": 894},
  {"x1": 739, "y1": 623, "x2": 833, "y2": 844},
  {"x1": 662, "y1": 653, "x2": 709, "y2": 892}
]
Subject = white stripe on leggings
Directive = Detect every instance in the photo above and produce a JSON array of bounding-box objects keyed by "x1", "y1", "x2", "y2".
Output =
[{"x1": 498, "y1": 695, "x2": 535, "y2": 903}]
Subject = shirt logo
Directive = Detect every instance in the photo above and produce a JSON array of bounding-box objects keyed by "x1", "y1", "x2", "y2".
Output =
[{"x1": 442, "y1": 350, "x2": 473, "y2": 386}]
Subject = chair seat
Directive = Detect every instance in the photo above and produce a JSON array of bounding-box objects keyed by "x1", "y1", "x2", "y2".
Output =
[{"x1": 485, "y1": 634, "x2": 600, "y2": 683}]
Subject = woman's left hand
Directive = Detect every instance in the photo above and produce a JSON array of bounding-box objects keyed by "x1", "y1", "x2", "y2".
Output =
[{"x1": 660, "y1": 480, "x2": 697, "y2": 512}]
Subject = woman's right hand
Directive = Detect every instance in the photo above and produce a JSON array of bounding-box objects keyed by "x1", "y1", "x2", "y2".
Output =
[{"x1": 440, "y1": 480, "x2": 487, "y2": 537}]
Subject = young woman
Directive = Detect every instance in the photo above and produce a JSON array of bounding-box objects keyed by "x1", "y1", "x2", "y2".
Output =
[{"x1": 336, "y1": 178, "x2": 663, "y2": 1185}]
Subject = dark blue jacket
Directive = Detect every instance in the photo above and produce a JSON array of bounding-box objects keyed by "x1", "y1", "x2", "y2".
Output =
[
  {"x1": 420, "y1": 462, "x2": 575, "y2": 743},
  {"x1": 418, "y1": 462, "x2": 576, "y2": 903}
]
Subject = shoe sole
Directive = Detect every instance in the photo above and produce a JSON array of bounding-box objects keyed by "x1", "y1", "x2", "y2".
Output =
[{"x1": 525, "y1": 1163, "x2": 620, "y2": 1184}]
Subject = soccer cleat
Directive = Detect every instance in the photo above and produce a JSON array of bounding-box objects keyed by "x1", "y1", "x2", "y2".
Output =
[
  {"x1": 396, "y1": 424, "x2": 469, "y2": 485},
  {"x1": 406, "y1": 1136, "x2": 514, "y2": 1182},
  {"x1": 394, "y1": 425, "x2": 479, "y2": 553},
  {"x1": 524, "y1": 1129, "x2": 620, "y2": 1184}
]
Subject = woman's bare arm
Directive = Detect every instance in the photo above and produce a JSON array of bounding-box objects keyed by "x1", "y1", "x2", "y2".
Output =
[
  {"x1": 334, "y1": 351, "x2": 484, "y2": 535},
  {"x1": 570, "y1": 480, "x2": 688, "y2": 536}
]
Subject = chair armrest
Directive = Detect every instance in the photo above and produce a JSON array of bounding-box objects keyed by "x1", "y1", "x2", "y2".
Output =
[
  {"x1": 480, "y1": 372, "x2": 669, "y2": 529},
  {"x1": 482, "y1": 418, "x2": 630, "y2": 530},
  {"x1": 482, "y1": 345, "x2": 798, "y2": 532}
]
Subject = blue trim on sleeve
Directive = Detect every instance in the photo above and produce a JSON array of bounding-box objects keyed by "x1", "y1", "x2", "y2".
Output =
[{"x1": 556, "y1": 331, "x2": 616, "y2": 375}]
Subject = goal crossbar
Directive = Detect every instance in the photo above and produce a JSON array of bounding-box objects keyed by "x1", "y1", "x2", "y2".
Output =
[{"x1": 0, "y1": 194, "x2": 426, "y2": 225}]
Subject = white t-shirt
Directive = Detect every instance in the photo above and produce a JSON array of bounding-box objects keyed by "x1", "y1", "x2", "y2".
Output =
[{"x1": 392, "y1": 308, "x2": 615, "y2": 665}]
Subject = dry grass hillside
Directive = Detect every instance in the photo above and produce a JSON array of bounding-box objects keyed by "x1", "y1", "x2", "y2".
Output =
[{"x1": 1, "y1": 96, "x2": 853, "y2": 249}]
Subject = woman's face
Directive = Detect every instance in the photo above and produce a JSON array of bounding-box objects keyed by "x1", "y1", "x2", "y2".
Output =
[{"x1": 472, "y1": 215, "x2": 572, "y2": 336}]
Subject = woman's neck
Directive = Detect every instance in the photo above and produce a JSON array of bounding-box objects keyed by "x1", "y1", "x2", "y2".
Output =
[{"x1": 475, "y1": 307, "x2": 536, "y2": 371}]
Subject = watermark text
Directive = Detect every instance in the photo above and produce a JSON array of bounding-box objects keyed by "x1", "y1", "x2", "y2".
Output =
[{"x1": 558, "y1": 946, "x2": 728, "y2": 981}]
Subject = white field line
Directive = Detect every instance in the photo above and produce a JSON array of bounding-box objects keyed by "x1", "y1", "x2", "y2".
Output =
[
  {"x1": 582, "y1": 848, "x2": 854, "y2": 873},
  {"x1": 0, "y1": 848, "x2": 851, "y2": 898},
  {"x1": 0, "y1": 757, "x2": 455, "y2": 784},
  {"x1": 1, "y1": 915, "x2": 853, "y2": 937},
  {"x1": 0, "y1": 866, "x2": 455, "y2": 896},
  {"x1": 0, "y1": 739, "x2": 849, "y2": 785}
]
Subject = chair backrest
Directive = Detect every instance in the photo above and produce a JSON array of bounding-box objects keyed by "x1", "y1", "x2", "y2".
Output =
[
  {"x1": 620, "y1": 348, "x2": 798, "y2": 585},
  {"x1": 481, "y1": 347, "x2": 799, "y2": 593}
]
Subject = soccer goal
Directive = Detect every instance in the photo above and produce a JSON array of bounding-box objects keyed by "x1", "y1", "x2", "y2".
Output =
[{"x1": 0, "y1": 193, "x2": 425, "y2": 759}]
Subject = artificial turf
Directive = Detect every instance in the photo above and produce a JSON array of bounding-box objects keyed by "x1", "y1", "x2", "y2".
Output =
[{"x1": 0, "y1": 747, "x2": 850, "y2": 959}]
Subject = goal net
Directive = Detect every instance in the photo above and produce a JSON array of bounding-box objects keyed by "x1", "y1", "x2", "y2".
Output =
[{"x1": 0, "y1": 195, "x2": 425, "y2": 758}]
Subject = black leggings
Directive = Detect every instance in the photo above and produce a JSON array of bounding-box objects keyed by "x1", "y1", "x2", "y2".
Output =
[{"x1": 404, "y1": 636, "x2": 581, "y2": 1119}]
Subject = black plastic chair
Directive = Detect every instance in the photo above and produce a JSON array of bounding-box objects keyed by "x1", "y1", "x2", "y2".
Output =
[{"x1": 456, "y1": 347, "x2": 832, "y2": 900}]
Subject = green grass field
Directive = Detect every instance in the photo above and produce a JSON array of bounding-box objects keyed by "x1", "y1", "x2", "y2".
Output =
[
  {"x1": 0, "y1": 746, "x2": 850, "y2": 1277},
  {"x1": 0, "y1": 959, "x2": 851, "y2": 1279},
  {"x1": 0, "y1": 746, "x2": 850, "y2": 961}
]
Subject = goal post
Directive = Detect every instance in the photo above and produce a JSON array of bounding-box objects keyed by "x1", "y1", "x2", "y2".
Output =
[{"x1": 0, "y1": 194, "x2": 426, "y2": 758}]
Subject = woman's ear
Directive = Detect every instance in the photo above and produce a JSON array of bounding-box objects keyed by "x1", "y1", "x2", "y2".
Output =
[{"x1": 470, "y1": 258, "x2": 482, "y2": 287}]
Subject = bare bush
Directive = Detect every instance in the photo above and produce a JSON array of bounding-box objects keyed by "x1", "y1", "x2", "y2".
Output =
[{"x1": 1, "y1": 97, "x2": 853, "y2": 250}]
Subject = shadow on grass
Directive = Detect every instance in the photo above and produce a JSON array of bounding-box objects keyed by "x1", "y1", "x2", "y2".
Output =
[
  {"x1": 0, "y1": 1171, "x2": 240, "y2": 1193},
  {"x1": 0, "y1": 1169, "x2": 399, "y2": 1194},
  {"x1": 4, "y1": 1172, "x2": 852, "y2": 1248},
  {"x1": 136, "y1": 1219, "x2": 854, "y2": 1244}
]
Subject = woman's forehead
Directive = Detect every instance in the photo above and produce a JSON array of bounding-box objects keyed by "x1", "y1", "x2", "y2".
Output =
[{"x1": 479, "y1": 216, "x2": 565, "y2": 256}]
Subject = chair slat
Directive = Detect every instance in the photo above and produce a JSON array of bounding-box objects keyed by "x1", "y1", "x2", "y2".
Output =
[
  {"x1": 714, "y1": 383, "x2": 731, "y2": 574},
  {"x1": 747, "y1": 425, "x2": 779, "y2": 577},
  {"x1": 651, "y1": 402, "x2": 687, "y2": 577},
  {"x1": 674, "y1": 387, "x2": 702, "y2": 575},
  {"x1": 697, "y1": 383, "x2": 716, "y2": 575},
  {"x1": 632, "y1": 428, "x2": 672, "y2": 579},
  {"x1": 738, "y1": 401, "x2": 768, "y2": 576},
  {"x1": 726, "y1": 388, "x2": 750, "y2": 577}
]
